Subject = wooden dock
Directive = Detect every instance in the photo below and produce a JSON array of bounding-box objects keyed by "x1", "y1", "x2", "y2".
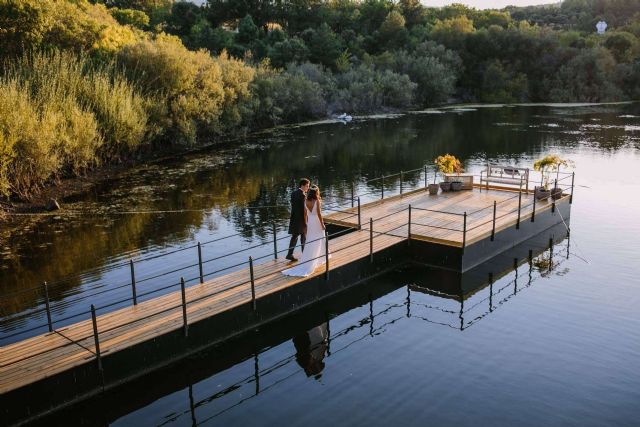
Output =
[
  {"x1": 0, "y1": 228, "x2": 403, "y2": 395},
  {"x1": 0, "y1": 183, "x2": 572, "y2": 425},
  {"x1": 326, "y1": 185, "x2": 551, "y2": 247}
]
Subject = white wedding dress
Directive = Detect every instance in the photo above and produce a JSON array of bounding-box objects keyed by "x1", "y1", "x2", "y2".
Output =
[{"x1": 282, "y1": 201, "x2": 329, "y2": 277}]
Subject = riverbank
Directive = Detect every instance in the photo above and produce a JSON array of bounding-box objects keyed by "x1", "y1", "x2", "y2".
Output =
[
  {"x1": 2, "y1": 100, "x2": 636, "y2": 219},
  {"x1": 0, "y1": 130, "x2": 257, "y2": 217},
  {"x1": 0, "y1": 110, "x2": 402, "y2": 218}
]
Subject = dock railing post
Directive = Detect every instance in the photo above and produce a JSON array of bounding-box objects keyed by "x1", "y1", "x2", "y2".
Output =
[
  {"x1": 90, "y1": 304, "x2": 102, "y2": 372},
  {"x1": 249, "y1": 257, "x2": 256, "y2": 311},
  {"x1": 516, "y1": 183, "x2": 522, "y2": 230},
  {"x1": 180, "y1": 277, "x2": 188, "y2": 337},
  {"x1": 43, "y1": 281, "x2": 53, "y2": 332},
  {"x1": 531, "y1": 193, "x2": 536, "y2": 222},
  {"x1": 130, "y1": 259, "x2": 137, "y2": 305},
  {"x1": 407, "y1": 205, "x2": 412, "y2": 246},
  {"x1": 552, "y1": 179, "x2": 557, "y2": 213},
  {"x1": 369, "y1": 218, "x2": 374, "y2": 263},
  {"x1": 381, "y1": 176, "x2": 385, "y2": 199},
  {"x1": 357, "y1": 197, "x2": 361, "y2": 230},
  {"x1": 424, "y1": 165, "x2": 428, "y2": 188},
  {"x1": 351, "y1": 182, "x2": 355, "y2": 208},
  {"x1": 197, "y1": 242, "x2": 204, "y2": 284},
  {"x1": 400, "y1": 171, "x2": 403, "y2": 196},
  {"x1": 272, "y1": 223, "x2": 278, "y2": 260},
  {"x1": 325, "y1": 231, "x2": 329, "y2": 280},
  {"x1": 462, "y1": 212, "x2": 467, "y2": 253},
  {"x1": 491, "y1": 201, "x2": 497, "y2": 241},
  {"x1": 570, "y1": 172, "x2": 575, "y2": 204}
]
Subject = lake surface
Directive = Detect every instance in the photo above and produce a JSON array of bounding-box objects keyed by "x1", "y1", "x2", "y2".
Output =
[{"x1": 3, "y1": 103, "x2": 640, "y2": 426}]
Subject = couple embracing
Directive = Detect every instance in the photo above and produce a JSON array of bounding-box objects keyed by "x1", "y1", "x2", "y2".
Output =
[{"x1": 283, "y1": 178, "x2": 329, "y2": 277}]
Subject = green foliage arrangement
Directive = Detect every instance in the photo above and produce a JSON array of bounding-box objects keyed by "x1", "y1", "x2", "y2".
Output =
[
  {"x1": 533, "y1": 155, "x2": 572, "y2": 189},
  {"x1": 434, "y1": 154, "x2": 463, "y2": 175}
]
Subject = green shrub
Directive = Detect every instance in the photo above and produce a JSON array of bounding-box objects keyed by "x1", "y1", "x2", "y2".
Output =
[
  {"x1": 332, "y1": 64, "x2": 416, "y2": 113},
  {"x1": 390, "y1": 42, "x2": 461, "y2": 105},
  {"x1": 0, "y1": 78, "x2": 100, "y2": 198},
  {"x1": 247, "y1": 63, "x2": 327, "y2": 126},
  {"x1": 118, "y1": 35, "x2": 255, "y2": 143},
  {"x1": 0, "y1": 50, "x2": 151, "y2": 198},
  {"x1": 118, "y1": 35, "x2": 225, "y2": 143},
  {"x1": 0, "y1": 0, "x2": 143, "y2": 58},
  {"x1": 549, "y1": 47, "x2": 624, "y2": 102},
  {"x1": 480, "y1": 60, "x2": 529, "y2": 103},
  {"x1": 109, "y1": 7, "x2": 150, "y2": 29}
]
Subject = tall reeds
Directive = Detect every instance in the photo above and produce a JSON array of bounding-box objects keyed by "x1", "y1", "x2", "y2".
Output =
[{"x1": 0, "y1": 51, "x2": 149, "y2": 199}]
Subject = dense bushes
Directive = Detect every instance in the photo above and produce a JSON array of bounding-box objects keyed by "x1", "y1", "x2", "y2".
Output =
[
  {"x1": 0, "y1": 0, "x2": 143, "y2": 55},
  {"x1": 247, "y1": 64, "x2": 327, "y2": 125},
  {"x1": 0, "y1": 51, "x2": 149, "y2": 197}
]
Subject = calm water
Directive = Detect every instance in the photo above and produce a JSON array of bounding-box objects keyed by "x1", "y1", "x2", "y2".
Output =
[{"x1": 3, "y1": 103, "x2": 640, "y2": 425}]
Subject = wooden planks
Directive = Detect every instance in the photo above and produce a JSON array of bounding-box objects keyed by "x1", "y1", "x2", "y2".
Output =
[{"x1": 326, "y1": 186, "x2": 560, "y2": 247}]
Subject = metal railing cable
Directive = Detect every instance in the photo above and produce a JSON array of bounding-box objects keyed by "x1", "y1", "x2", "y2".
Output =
[
  {"x1": 22, "y1": 209, "x2": 406, "y2": 352},
  {"x1": 410, "y1": 222, "x2": 463, "y2": 233},
  {"x1": 0, "y1": 173, "x2": 516, "y2": 364},
  {"x1": 410, "y1": 206, "x2": 466, "y2": 216},
  {"x1": 0, "y1": 169, "x2": 560, "y2": 368},
  {"x1": 2, "y1": 164, "x2": 532, "y2": 351},
  {"x1": 2, "y1": 165, "x2": 428, "y2": 295},
  {"x1": 0, "y1": 326, "x2": 97, "y2": 367},
  {"x1": 0, "y1": 163, "x2": 523, "y2": 303},
  {"x1": 2, "y1": 204, "x2": 398, "y2": 343}
]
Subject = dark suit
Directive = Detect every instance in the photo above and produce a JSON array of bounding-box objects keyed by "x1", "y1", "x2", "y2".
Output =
[{"x1": 287, "y1": 188, "x2": 306, "y2": 258}]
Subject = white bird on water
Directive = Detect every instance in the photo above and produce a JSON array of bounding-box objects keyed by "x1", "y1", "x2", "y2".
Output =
[{"x1": 337, "y1": 113, "x2": 352, "y2": 122}]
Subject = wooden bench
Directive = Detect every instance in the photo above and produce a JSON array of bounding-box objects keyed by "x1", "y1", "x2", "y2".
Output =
[{"x1": 480, "y1": 164, "x2": 529, "y2": 190}]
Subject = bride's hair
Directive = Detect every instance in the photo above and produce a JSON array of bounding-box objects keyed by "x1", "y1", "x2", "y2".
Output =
[{"x1": 307, "y1": 185, "x2": 321, "y2": 201}]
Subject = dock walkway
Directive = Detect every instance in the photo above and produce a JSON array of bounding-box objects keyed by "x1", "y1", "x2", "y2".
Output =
[{"x1": 0, "y1": 184, "x2": 565, "y2": 397}]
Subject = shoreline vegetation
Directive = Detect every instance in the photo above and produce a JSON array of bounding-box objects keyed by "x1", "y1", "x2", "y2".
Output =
[{"x1": 1, "y1": 0, "x2": 639, "y2": 207}]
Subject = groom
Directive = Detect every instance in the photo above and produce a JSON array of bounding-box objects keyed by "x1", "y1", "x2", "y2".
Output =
[{"x1": 286, "y1": 178, "x2": 311, "y2": 262}]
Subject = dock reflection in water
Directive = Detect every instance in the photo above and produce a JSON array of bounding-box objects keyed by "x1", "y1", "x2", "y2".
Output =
[{"x1": 32, "y1": 223, "x2": 571, "y2": 426}]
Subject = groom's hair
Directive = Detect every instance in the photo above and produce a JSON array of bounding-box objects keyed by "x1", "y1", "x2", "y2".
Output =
[{"x1": 299, "y1": 178, "x2": 310, "y2": 187}]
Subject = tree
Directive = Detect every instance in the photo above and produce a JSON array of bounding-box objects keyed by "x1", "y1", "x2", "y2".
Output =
[
  {"x1": 187, "y1": 18, "x2": 234, "y2": 54},
  {"x1": 305, "y1": 23, "x2": 343, "y2": 69},
  {"x1": 237, "y1": 14, "x2": 259, "y2": 45},
  {"x1": 0, "y1": 0, "x2": 52, "y2": 57},
  {"x1": 269, "y1": 37, "x2": 310, "y2": 68},
  {"x1": 549, "y1": 47, "x2": 623, "y2": 102},
  {"x1": 109, "y1": 8, "x2": 150, "y2": 29},
  {"x1": 99, "y1": 0, "x2": 173, "y2": 14},
  {"x1": 205, "y1": 0, "x2": 280, "y2": 29},
  {"x1": 357, "y1": 0, "x2": 393, "y2": 35},
  {"x1": 390, "y1": 42, "x2": 461, "y2": 105},
  {"x1": 480, "y1": 60, "x2": 528, "y2": 102},
  {"x1": 399, "y1": 0, "x2": 425, "y2": 28},
  {"x1": 165, "y1": 1, "x2": 202, "y2": 37},
  {"x1": 604, "y1": 31, "x2": 637, "y2": 62},
  {"x1": 475, "y1": 10, "x2": 512, "y2": 29},
  {"x1": 430, "y1": 15, "x2": 475, "y2": 49},
  {"x1": 380, "y1": 11, "x2": 406, "y2": 39}
]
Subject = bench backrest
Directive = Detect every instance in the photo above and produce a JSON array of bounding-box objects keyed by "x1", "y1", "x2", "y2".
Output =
[{"x1": 487, "y1": 164, "x2": 529, "y2": 180}]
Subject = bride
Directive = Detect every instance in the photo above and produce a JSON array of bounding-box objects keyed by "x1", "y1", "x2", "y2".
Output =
[{"x1": 282, "y1": 185, "x2": 329, "y2": 277}]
